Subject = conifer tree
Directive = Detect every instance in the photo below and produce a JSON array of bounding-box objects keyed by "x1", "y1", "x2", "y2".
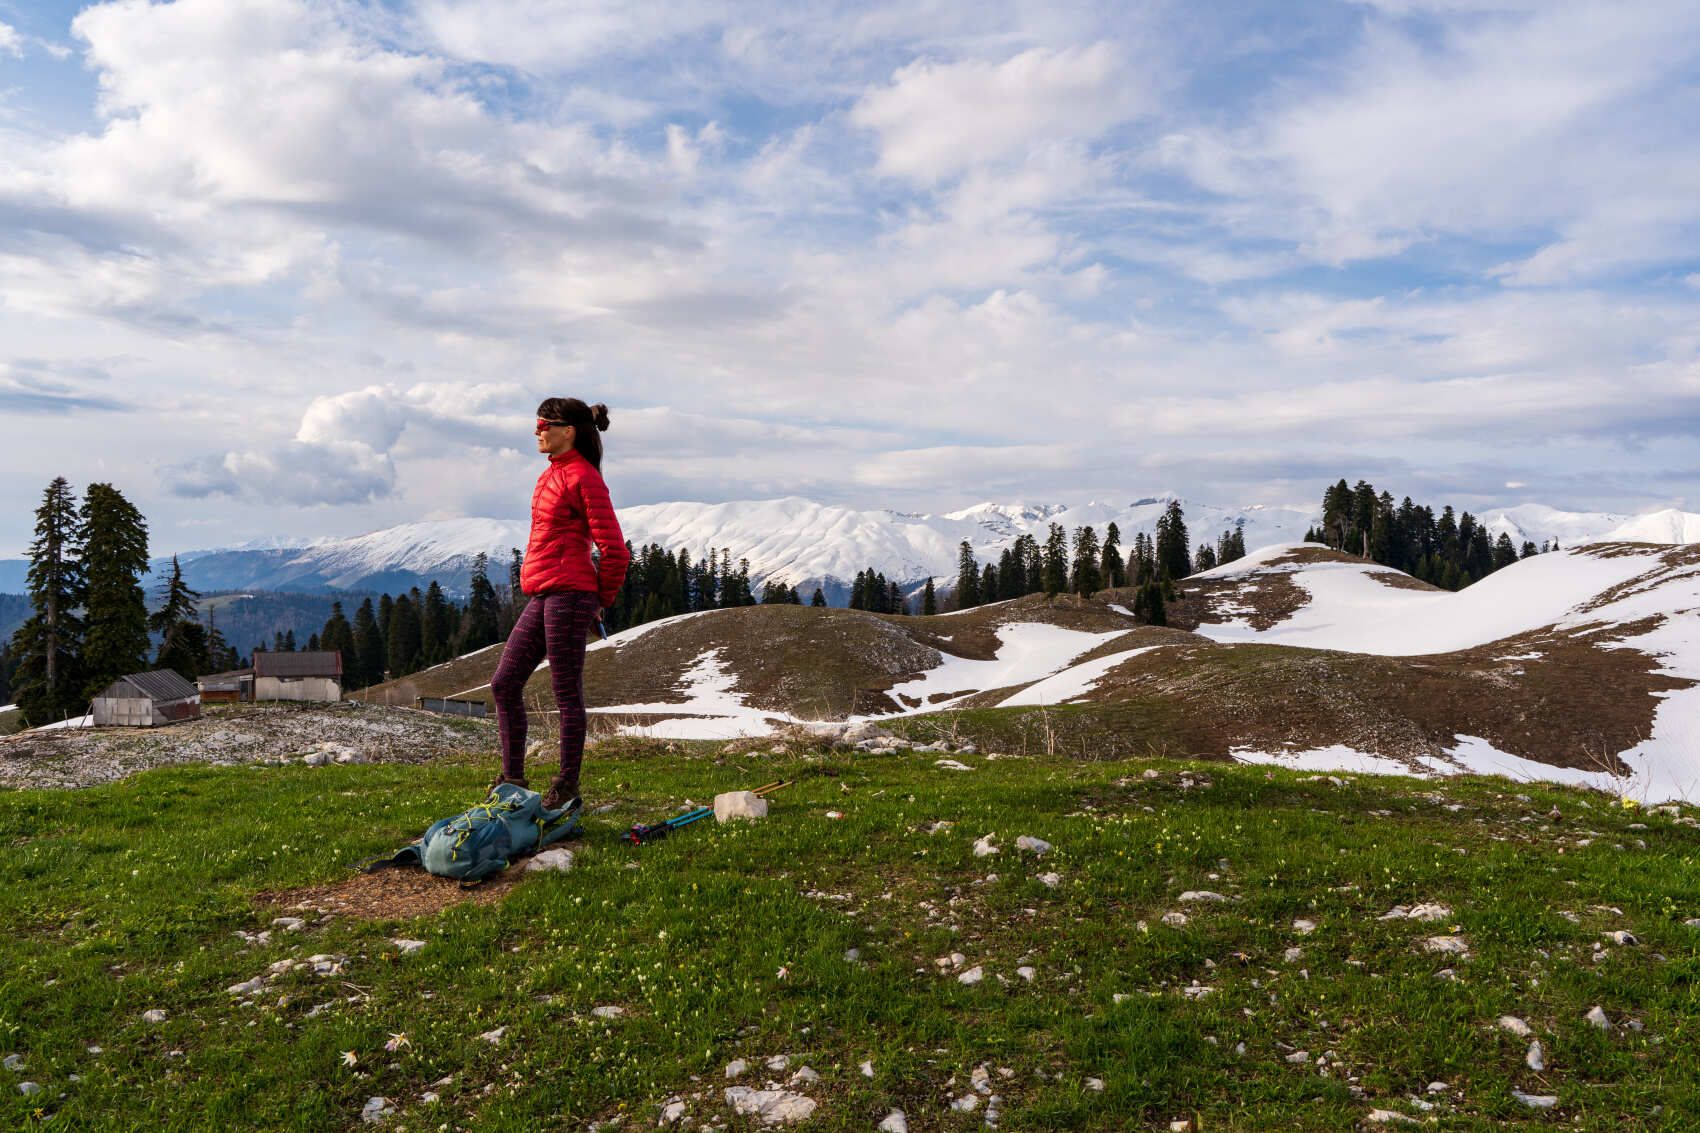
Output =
[
  {"x1": 956, "y1": 540, "x2": 981, "y2": 609},
  {"x1": 1155, "y1": 500, "x2": 1191, "y2": 580},
  {"x1": 378, "y1": 593, "x2": 395, "y2": 643},
  {"x1": 283, "y1": 629, "x2": 297, "y2": 652},
  {"x1": 79, "y1": 483, "x2": 150, "y2": 699},
  {"x1": 996, "y1": 547, "x2": 1022, "y2": 600},
  {"x1": 889, "y1": 580, "x2": 905, "y2": 615},
  {"x1": 151, "y1": 557, "x2": 208, "y2": 680},
  {"x1": 205, "y1": 609, "x2": 237, "y2": 674},
  {"x1": 508, "y1": 548, "x2": 527, "y2": 621},
  {"x1": 387, "y1": 593, "x2": 422, "y2": 675},
  {"x1": 1041, "y1": 523, "x2": 1068, "y2": 595},
  {"x1": 1070, "y1": 526, "x2": 1102, "y2": 597},
  {"x1": 978, "y1": 564, "x2": 996, "y2": 606},
  {"x1": 463, "y1": 553, "x2": 502, "y2": 651},
  {"x1": 922, "y1": 578, "x2": 937, "y2": 616},
  {"x1": 12, "y1": 477, "x2": 87, "y2": 724},
  {"x1": 421, "y1": 581, "x2": 453, "y2": 664},
  {"x1": 1101, "y1": 522, "x2": 1126, "y2": 588},
  {"x1": 353, "y1": 598, "x2": 384, "y2": 686},
  {"x1": 1195, "y1": 544, "x2": 1218, "y2": 572},
  {"x1": 306, "y1": 632, "x2": 321, "y2": 652},
  {"x1": 810, "y1": 587, "x2": 826, "y2": 608},
  {"x1": 319, "y1": 600, "x2": 356, "y2": 676}
]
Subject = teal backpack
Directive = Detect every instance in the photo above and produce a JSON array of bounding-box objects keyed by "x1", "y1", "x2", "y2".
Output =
[{"x1": 358, "y1": 783, "x2": 582, "y2": 884}]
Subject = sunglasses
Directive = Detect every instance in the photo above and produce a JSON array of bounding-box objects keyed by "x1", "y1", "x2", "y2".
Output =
[{"x1": 535, "y1": 418, "x2": 571, "y2": 432}]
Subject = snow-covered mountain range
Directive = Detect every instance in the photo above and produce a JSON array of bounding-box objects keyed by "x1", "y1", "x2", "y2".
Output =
[{"x1": 1, "y1": 496, "x2": 1695, "y2": 600}]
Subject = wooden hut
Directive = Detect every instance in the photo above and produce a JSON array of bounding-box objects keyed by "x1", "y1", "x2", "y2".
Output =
[
  {"x1": 197, "y1": 668, "x2": 254, "y2": 704},
  {"x1": 92, "y1": 671, "x2": 202, "y2": 727},
  {"x1": 253, "y1": 651, "x2": 343, "y2": 703}
]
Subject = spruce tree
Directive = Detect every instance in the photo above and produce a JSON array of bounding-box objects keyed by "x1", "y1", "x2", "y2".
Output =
[
  {"x1": 320, "y1": 600, "x2": 356, "y2": 675},
  {"x1": 1070, "y1": 526, "x2": 1102, "y2": 597},
  {"x1": 463, "y1": 553, "x2": 502, "y2": 651},
  {"x1": 12, "y1": 477, "x2": 87, "y2": 724},
  {"x1": 889, "y1": 580, "x2": 905, "y2": 615},
  {"x1": 151, "y1": 557, "x2": 208, "y2": 680},
  {"x1": 1101, "y1": 522, "x2": 1126, "y2": 588},
  {"x1": 79, "y1": 483, "x2": 150, "y2": 699},
  {"x1": 1195, "y1": 544, "x2": 1218, "y2": 572},
  {"x1": 956, "y1": 541, "x2": 981, "y2": 609},
  {"x1": 205, "y1": 609, "x2": 236, "y2": 674},
  {"x1": 508, "y1": 547, "x2": 527, "y2": 620},
  {"x1": 810, "y1": 587, "x2": 826, "y2": 608},
  {"x1": 378, "y1": 592, "x2": 395, "y2": 642},
  {"x1": 387, "y1": 593, "x2": 422, "y2": 675},
  {"x1": 1155, "y1": 500, "x2": 1191, "y2": 580},
  {"x1": 922, "y1": 578, "x2": 937, "y2": 616},
  {"x1": 1041, "y1": 524, "x2": 1067, "y2": 596},
  {"x1": 978, "y1": 564, "x2": 996, "y2": 606},
  {"x1": 421, "y1": 581, "x2": 452, "y2": 664}
]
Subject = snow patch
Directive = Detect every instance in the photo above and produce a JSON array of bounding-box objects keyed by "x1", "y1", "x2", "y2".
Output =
[{"x1": 886, "y1": 623, "x2": 1132, "y2": 712}]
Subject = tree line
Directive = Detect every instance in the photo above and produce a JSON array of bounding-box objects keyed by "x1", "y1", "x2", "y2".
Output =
[{"x1": 1305, "y1": 479, "x2": 1552, "y2": 591}]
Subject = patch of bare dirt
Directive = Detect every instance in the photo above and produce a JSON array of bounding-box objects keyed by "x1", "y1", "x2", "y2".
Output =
[{"x1": 263, "y1": 866, "x2": 528, "y2": 921}]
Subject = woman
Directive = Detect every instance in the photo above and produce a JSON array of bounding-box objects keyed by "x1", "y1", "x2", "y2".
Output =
[{"x1": 488, "y1": 398, "x2": 631, "y2": 815}]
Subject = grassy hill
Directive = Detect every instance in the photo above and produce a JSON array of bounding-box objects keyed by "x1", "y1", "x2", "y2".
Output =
[{"x1": 4, "y1": 737, "x2": 1699, "y2": 1130}]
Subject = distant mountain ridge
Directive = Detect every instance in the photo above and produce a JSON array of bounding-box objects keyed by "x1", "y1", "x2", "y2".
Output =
[{"x1": 1, "y1": 497, "x2": 1696, "y2": 602}]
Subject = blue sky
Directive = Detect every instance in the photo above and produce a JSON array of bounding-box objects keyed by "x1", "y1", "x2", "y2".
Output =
[{"x1": 1, "y1": 0, "x2": 1698, "y2": 556}]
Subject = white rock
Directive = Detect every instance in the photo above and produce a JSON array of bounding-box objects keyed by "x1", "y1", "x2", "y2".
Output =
[
  {"x1": 725, "y1": 1058, "x2": 748, "y2": 1079},
  {"x1": 141, "y1": 1009, "x2": 168, "y2": 1024},
  {"x1": 1016, "y1": 836, "x2": 1052, "y2": 855},
  {"x1": 360, "y1": 1096, "x2": 395, "y2": 1124},
  {"x1": 1285, "y1": 1051, "x2": 1310, "y2": 1064},
  {"x1": 479, "y1": 1026, "x2": 506, "y2": 1045},
  {"x1": 878, "y1": 1110, "x2": 909, "y2": 1133},
  {"x1": 1406, "y1": 903, "x2": 1452, "y2": 922},
  {"x1": 1512, "y1": 1090, "x2": 1558, "y2": 1109},
  {"x1": 950, "y1": 1093, "x2": 979, "y2": 1112},
  {"x1": 18, "y1": 1081, "x2": 41, "y2": 1097},
  {"x1": 764, "y1": 1055, "x2": 790, "y2": 1072},
  {"x1": 1603, "y1": 930, "x2": 1638, "y2": 946},
  {"x1": 1017, "y1": 966, "x2": 1036, "y2": 982},
  {"x1": 972, "y1": 835, "x2": 999, "y2": 858},
  {"x1": 714, "y1": 791, "x2": 769, "y2": 823},
  {"x1": 420, "y1": 1092, "x2": 439, "y2": 1104},
  {"x1": 1496, "y1": 1016, "x2": 1532, "y2": 1037},
  {"x1": 1426, "y1": 1082, "x2": 1448, "y2": 1094},
  {"x1": 789, "y1": 1066, "x2": 819, "y2": 1084},
  {"x1": 843, "y1": 721, "x2": 887, "y2": 743},
  {"x1": 1182, "y1": 983, "x2": 1213, "y2": 998},
  {"x1": 1293, "y1": 918, "x2": 1317, "y2": 935},
  {"x1": 1585, "y1": 1005, "x2": 1610, "y2": 1030},
  {"x1": 935, "y1": 759, "x2": 974, "y2": 772},
  {"x1": 1178, "y1": 891, "x2": 1228, "y2": 903},
  {"x1": 1283, "y1": 947, "x2": 1303, "y2": 963},
  {"x1": 525, "y1": 848, "x2": 576, "y2": 872},
  {"x1": 303, "y1": 751, "x2": 332, "y2": 766},
  {"x1": 958, "y1": 966, "x2": 985, "y2": 985},
  {"x1": 1526, "y1": 1040, "x2": 1545, "y2": 1071},
  {"x1": 271, "y1": 916, "x2": 306, "y2": 931},
  {"x1": 1037, "y1": 872, "x2": 1061, "y2": 889},
  {"x1": 659, "y1": 1099, "x2": 687, "y2": 1125},
  {"x1": 1365, "y1": 1111, "x2": 1419, "y2": 1126},
  {"x1": 1160, "y1": 911, "x2": 1189, "y2": 928},
  {"x1": 228, "y1": 976, "x2": 268, "y2": 997},
  {"x1": 1421, "y1": 935, "x2": 1470, "y2": 955},
  {"x1": 1085, "y1": 1077, "x2": 1105, "y2": 1091},
  {"x1": 3, "y1": 1055, "x2": 23, "y2": 1072},
  {"x1": 391, "y1": 938, "x2": 426, "y2": 955},
  {"x1": 724, "y1": 1086, "x2": 817, "y2": 1124},
  {"x1": 592, "y1": 1006, "x2": 625, "y2": 1020},
  {"x1": 860, "y1": 1060, "x2": 875, "y2": 1078}
]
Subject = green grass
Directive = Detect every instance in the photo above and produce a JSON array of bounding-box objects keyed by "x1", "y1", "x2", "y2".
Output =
[{"x1": 4, "y1": 740, "x2": 1700, "y2": 1130}]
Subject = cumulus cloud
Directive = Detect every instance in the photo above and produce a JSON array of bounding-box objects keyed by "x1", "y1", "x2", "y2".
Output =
[{"x1": 0, "y1": 22, "x2": 22, "y2": 57}]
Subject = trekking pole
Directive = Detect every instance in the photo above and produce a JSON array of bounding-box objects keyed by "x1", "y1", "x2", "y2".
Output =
[{"x1": 624, "y1": 780, "x2": 790, "y2": 845}]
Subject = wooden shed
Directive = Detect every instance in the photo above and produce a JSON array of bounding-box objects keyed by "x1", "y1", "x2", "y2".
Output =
[
  {"x1": 92, "y1": 670, "x2": 202, "y2": 727},
  {"x1": 254, "y1": 651, "x2": 343, "y2": 703},
  {"x1": 197, "y1": 668, "x2": 254, "y2": 704}
]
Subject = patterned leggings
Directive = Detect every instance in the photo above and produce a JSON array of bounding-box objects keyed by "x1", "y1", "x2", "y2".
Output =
[{"x1": 490, "y1": 590, "x2": 600, "y2": 788}]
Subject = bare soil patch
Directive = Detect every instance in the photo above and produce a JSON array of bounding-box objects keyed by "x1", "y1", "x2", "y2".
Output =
[{"x1": 262, "y1": 865, "x2": 528, "y2": 921}]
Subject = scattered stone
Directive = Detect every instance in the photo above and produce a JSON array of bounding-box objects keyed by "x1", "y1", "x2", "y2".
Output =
[
  {"x1": 1426, "y1": 1082, "x2": 1448, "y2": 1094},
  {"x1": 525, "y1": 848, "x2": 576, "y2": 872},
  {"x1": 2, "y1": 1055, "x2": 22, "y2": 1072},
  {"x1": 1585, "y1": 1006, "x2": 1610, "y2": 1030},
  {"x1": 1178, "y1": 891, "x2": 1228, "y2": 903},
  {"x1": 1015, "y1": 835, "x2": 1052, "y2": 855},
  {"x1": 1421, "y1": 936, "x2": 1469, "y2": 956},
  {"x1": 1434, "y1": 968, "x2": 1458, "y2": 982},
  {"x1": 934, "y1": 759, "x2": 974, "y2": 772},
  {"x1": 479, "y1": 1027, "x2": 506, "y2": 1045},
  {"x1": 592, "y1": 1005, "x2": 625, "y2": 1020},
  {"x1": 843, "y1": 948, "x2": 860, "y2": 962},
  {"x1": 141, "y1": 1009, "x2": 168, "y2": 1024},
  {"x1": 878, "y1": 1111, "x2": 908, "y2": 1133},
  {"x1": 950, "y1": 1093, "x2": 979, "y2": 1112},
  {"x1": 789, "y1": 1066, "x2": 819, "y2": 1085},
  {"x1": 958, "y1": 966, "x2": 985, "y2": 985},
  {"x1": 1285, "y1": 1051, "x2": 1310, "y2": 1064},
  {"x1": 359, "y1": 1096, "x2": 395, "y2": 1124},
  {"x1": 1512, "y1": 1090, "x2": 1558, "y2": 1110},
  {"x1": 228, "y1": 976, "x2": 268, "y2": 997},
  {"x1": 1526, "y1": 1040, "x2": 1545, "y2": 1071},
  {"x1": 1282, "y1": 947, "x2": 1303, "y2": 963},
  {"x1": 714, "y1": 792, "x2": 769, "y2": 823},
  {"x1": 659, "y1": 1099, "x2": 687, "y2": 1125},
  {"x1": 1497, "y1": 1016, "x2": 1532, "y2": 1037},
  {"x1": 724, "y1": 1086, "x2": 817, "y2": 1124},
  {"x1": 1379, "y1": 903, "x2": 1451, "y2": 922},
  {"x1": 391, "y1": 938, "x2": 426, "y2": 955},
  {"x1": 18, "y1": 1081, "x2": 41, "y2": 1097},
  {"x1": 1603, "y1": 930, "x2": 1638, "y2": 946},
  {"x1": 1037, "y1": 872, "x2": 1061, "y2": 889},
  {"x1": 725, "y1": 1059, "x2": 747, "y2": 1079},
  {"x1": 1293, "y1": 918, "x2": 1317, "y2": 935},
  {"x1": 1181, "y1": 982, "x2": 1213, "y2": 999},
  {"x1": 270, "y1": 916, "x2": 305, "y2": 931},
  {"x1": 764, "y1": 1055, "x2": 790, "y2": 1072},
  {"x1": 1085, "y1": 1077, "x2": 1105, "y2": 1091},
  {"x1": 972, "y1": 835, "x2": 999, "y2": 858},
  {"x1": 1016, "y1": 966, "x2": 1036, "y2": 982},
  {"x1": 1365, "y1": 1111, "x2": 1418, "y2": 1126},
  {"x1": 861, "y1": 1060, "x2": 875, "y2": 1078}
]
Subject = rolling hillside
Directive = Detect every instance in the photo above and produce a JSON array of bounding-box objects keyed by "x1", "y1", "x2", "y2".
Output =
[{"x1": 363, "y1": 540, "x2": 1700, "y2": 802}]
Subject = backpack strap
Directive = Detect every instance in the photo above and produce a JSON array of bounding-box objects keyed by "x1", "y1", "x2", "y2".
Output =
[{"x1": 352, "y1": 844, "x2": 423, "y2": 874}]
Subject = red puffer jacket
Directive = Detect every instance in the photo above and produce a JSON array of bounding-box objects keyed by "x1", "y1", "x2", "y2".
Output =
[{"x1": 519, "y1": 449, "x2": 631, "y2": 606}]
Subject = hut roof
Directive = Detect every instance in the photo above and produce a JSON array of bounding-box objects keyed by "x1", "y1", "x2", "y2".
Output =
[
  {"x1": 97, "y1": 670, "x2": 199, "y2": 703},
  {"x1": 254, "y1": 651, "x2": 343, "y2": 678}
]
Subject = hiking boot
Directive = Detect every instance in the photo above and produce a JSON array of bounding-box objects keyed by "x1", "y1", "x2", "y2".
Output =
[
  {"x1": 487, "y1": 772, "x2": 529, "y2": 796},
  {"x1": 542, "y1": 774, "x2": 581, "y2": 814}
]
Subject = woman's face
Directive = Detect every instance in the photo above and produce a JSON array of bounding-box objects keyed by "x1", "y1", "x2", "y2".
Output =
[{"x1": 535, "y1": 418, "x2": 576, "y2": 456}]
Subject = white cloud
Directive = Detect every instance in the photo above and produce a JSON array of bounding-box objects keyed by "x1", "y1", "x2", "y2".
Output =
[
  {"x1": 852, "y1": 43, "x2": 1139, "y2": 184},
  {"x1": 0, "y1": 22, "x2": 22, "y2": 57}
]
